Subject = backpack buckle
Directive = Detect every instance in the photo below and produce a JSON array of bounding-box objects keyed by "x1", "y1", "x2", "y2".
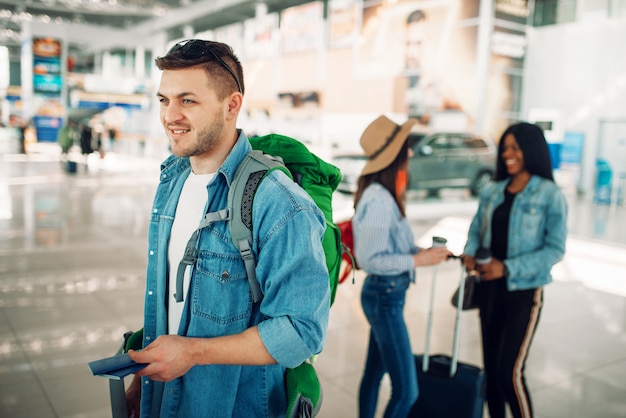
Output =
[{"x1": 181, "y1": 246, "x2": 198, "y2": 265}]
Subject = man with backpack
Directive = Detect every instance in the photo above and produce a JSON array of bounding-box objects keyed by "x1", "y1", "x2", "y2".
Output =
[{"x1": 125, "y1": 39, "x2": 330, "y2": 418}]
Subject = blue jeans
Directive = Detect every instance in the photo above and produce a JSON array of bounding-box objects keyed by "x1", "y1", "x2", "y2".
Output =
[{"x1": 358, "y1": 273, "x2": 418, "y2": 418}]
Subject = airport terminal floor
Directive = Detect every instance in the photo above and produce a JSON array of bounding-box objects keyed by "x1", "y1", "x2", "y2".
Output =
[{"x1": 1, "y1": 143, "x2": 625, "y2": 418}]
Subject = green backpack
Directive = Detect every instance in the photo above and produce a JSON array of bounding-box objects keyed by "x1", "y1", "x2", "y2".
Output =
[
  {"x1": 235, "y1": 134, "x2": 341, "y2": 418},
  {"x1": 234, "y1": 134, "x2": 342, "y2": 306}
]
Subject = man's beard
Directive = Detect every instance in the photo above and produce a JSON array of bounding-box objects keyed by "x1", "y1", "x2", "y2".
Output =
[{"x1": 172, "y1": 114, "x2": 225, "y2": 158}]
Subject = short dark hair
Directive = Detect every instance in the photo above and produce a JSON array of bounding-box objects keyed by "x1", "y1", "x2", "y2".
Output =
[
  {"x1": 495, "y1": 122, "x2": 554, "y2": 182},
  {"x1": 155, "y1": 40, "x2": 245, "y2": 99}
]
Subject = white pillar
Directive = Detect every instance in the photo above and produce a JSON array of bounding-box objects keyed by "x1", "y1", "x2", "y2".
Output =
[
  {"x1": 256, "y1": 2, "x2": 267, "y2": 17},
  {"x1": 20, "y1": 21, "x2": 34, "y2": 122},
  {"x1": 183, "y1": 25, "x2": 194, "y2": 39},
  {"x1": 149, "y1": 33, "x2": 168, "y2": 144},
  {"x1": 475, "y1": 0, "x2": 494, "y2": 132},
  {"x1": 102, "y1": 51, "x2": 112, "y2": 77},
  {"x1": 126, "y1": 48, "x2": 134, "y2": 76},
  {"x1": 94, "y1": 52, "x2": 102, "y2": 76},
  {"x1": 135, "y1": 45, "x2": 146, "y2": 78}
]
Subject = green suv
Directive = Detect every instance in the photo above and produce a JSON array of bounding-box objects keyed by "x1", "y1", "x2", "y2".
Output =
[{"x1": 334, "y1": 130, "x2": 496, "y2": 197}]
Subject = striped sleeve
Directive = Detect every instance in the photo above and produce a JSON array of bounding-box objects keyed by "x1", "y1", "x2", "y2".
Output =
[{"x1": 353, "y1": 185, "x2": 416, "y2": 276}]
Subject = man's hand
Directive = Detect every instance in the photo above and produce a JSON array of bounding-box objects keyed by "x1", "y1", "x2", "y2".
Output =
[
  {"x1": 128, "y1": 335, "x2": 196, "y2": 382},
  {"x1": 127, "y1": 326, "x2": 276, "y2": 383}
]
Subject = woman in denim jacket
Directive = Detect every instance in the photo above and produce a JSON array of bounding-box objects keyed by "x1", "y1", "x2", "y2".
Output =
[
  {"x1": 353, "y1": 116, "x2": 451, "y2": 418},
  {"x1": 462, "y1": 122, "x2": 568, "y2": 418}
]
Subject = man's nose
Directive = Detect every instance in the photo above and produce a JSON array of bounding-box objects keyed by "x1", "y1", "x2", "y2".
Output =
[{"x1": 163, "y1": 103, "x2": 183, "y2": 124}]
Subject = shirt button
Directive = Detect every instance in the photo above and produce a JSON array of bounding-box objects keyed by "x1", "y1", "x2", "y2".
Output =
[
  {"x1": 146, "y1": 336, "x2": 151, "y2": 341},
  {"x1": 149, "y1": 250, "x2": 154, "y2": 255},
  {"x1": 153, "y1": 208, "x2": 158, "y2": 213},
  {"x1": 148, "y1": 291, "x2": 153, "y2": 296}
]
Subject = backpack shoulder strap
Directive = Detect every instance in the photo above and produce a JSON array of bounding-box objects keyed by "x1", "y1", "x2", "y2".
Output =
[{"x1": 228, "y1": 150, "x2": 291, "y2": 303}]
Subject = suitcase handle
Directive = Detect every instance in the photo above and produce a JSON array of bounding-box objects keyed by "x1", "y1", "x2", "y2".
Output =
[{"x1": 422, "y1": 261, "x2": 467, "y2": 377}]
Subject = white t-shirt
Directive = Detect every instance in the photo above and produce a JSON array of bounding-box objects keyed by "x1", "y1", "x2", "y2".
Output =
[{"x1": 168, "y1": 170, "x2": 215, "y2": 334}]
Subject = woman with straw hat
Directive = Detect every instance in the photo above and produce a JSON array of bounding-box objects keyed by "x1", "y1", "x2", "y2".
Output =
[{"x1": 353, "y1": 115, "x2": 452, "y2": 418}]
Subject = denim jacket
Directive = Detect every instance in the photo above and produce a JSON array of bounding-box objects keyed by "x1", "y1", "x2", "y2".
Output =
[
  {"x1": 140, "y1": 131, "x2": 330, "y2": 418},
  {"x1": 463, "y1": 175, "x2": 568, "y2": 291}
]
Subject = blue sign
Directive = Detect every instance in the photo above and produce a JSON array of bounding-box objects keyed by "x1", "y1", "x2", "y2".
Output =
[
  {"x1": 548, "y1": 143, "x2": 562, "y2": 169},
  {"x1": 34, "y1": 74, "x2": 63, "y2": 95},
  {"x1": 561, "y1": 132, "x2": 584, "y2": 164},
  {"x1": 33, "y1": 115, "x2": 62, "y2": 142}
]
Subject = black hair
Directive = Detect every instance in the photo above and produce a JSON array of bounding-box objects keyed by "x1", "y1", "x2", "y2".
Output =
[{"x1": 495, "y1": 122, "x2": 554, "y2": 182}]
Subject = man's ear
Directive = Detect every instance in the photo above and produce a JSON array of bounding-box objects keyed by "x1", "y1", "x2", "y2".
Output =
[{"x1": 225, "y1": 92, "x2": 243, "y2": 120}]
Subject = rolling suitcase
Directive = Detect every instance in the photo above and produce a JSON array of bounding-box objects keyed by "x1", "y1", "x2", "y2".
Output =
[{"x1": 408, "y1": 263, "x2": 486, "y2": 418}]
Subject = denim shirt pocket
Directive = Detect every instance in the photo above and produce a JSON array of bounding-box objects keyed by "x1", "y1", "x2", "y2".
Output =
[
  {"x1": 517, "y1": 202, "x2": 547, "y2": 252},
  {"x1": 520, "y1": 203, "x2": 546, "y2": 229},
  {"x1": 192, "y1": 226, "x2": 252, "y2": 330}
]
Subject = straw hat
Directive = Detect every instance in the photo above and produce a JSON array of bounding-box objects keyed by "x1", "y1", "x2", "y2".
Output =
[{"x1": 360, "y1": 115, "x2": 419, "y2": 176}]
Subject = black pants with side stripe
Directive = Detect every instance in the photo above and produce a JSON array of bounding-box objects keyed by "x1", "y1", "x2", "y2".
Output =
[{"x1": 477, "y1": 279, "x2": 543, "y2": 418}]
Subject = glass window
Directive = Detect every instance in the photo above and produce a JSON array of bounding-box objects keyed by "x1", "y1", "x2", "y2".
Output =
[
  {"x1": 532, "y1": 0, "x2": 577, "y2": 27},
  {"x1": 429, "y1": 135, "x2": 450, "y2": 150},
  {"x1": 464, "y1": 136, "x2": 488, "y2": 149}
]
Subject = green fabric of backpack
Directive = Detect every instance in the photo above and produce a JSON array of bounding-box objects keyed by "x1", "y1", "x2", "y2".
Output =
[
  {"x1": 235, "y1": 134, "x2": 341, "y2": 418},
  {"x1": 285, "y1": 362, "x2": 323, "y2": 418},
  {"x1": 241, "y1": 133, "x2": 342, "y2": 306}
]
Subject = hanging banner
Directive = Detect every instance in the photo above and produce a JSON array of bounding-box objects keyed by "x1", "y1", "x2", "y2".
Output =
[
  {"x1": 33, "y1": 38, "x2": 62, "y2": 95},
  {"x1": 32, "y1": 37, "x2": 64, "y2": 142}
]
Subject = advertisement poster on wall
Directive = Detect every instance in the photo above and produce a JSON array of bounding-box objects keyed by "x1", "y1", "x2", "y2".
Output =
[
  {"x1": 32, "y1": 37, "x2": 63, "y2": 143},
  {"x1": 280, "y1": 1, "x2": 324, "y2": 54},
  {"x1": 33, "y1": 38, "x2": 62, "y2": 95},
  {"x1": 243, "y1": 12, "x2": 279, "y2": 60},
  {"x1": 355, "y1": 0, "x2": 527, "y2": 137},
  {"x1": 356, "y1": 0, "x2": 479, "y2": 129},
  {"x1": 328, "y1": 0, "x2": 361, "y2": 49}
]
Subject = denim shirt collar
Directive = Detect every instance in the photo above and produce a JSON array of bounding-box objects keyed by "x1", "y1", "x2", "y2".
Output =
[
  {"x1": 495, "y1": 174, "x2": 543, "y2": 198},
  {"x1": 217, "y1": 129, "x2": 252, "y2": 187},
  {"x1": 158, "y1": 129, "x2": 251, "y2": 185}
]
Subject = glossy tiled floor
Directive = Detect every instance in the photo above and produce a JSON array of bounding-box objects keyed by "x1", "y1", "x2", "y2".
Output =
[{"x1": 1, "y1": 144, "x2": 625, "y2": 418}]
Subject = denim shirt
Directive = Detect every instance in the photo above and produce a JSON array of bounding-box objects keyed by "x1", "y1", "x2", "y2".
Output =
[
  {"x1": 463, "y1": 175, "x2": 568, "y2": 291},
  {"x1": 353, "y1": 183, "x2": 419, "y2": 281},
  {"x1": 140, "y1": 131, "x2": 330, "y2": 418}
]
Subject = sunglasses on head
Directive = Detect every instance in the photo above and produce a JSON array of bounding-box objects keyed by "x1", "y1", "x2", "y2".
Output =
[{"x1": 167, "y1": 39, "x2": 243, "y2": 94}]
